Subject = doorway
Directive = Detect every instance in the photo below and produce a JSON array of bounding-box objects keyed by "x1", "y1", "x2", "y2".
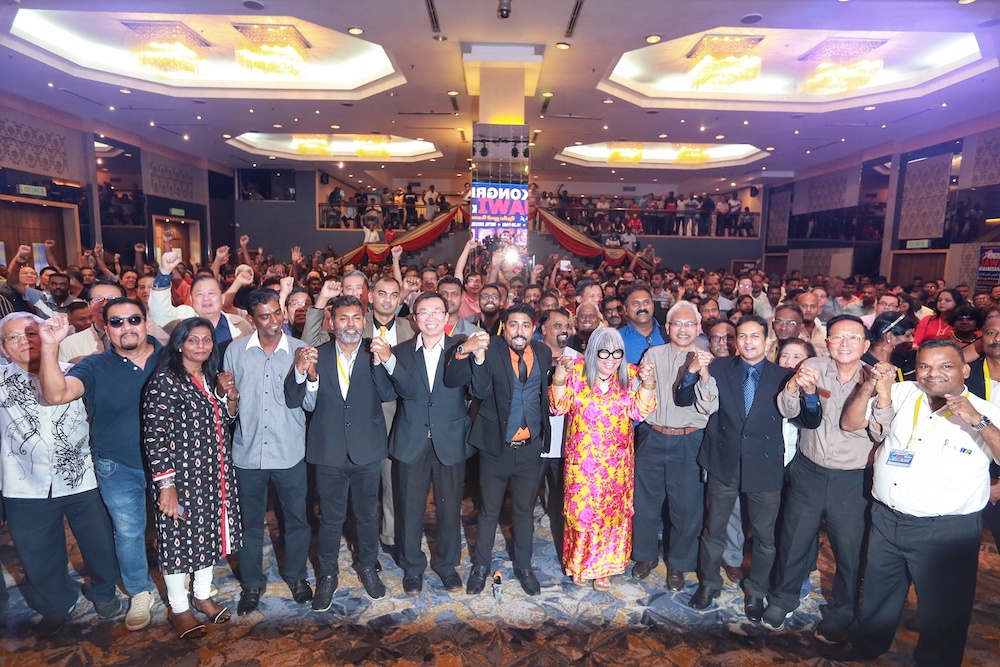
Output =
[{"x1": 152, "y1": 215, "x2": 202, "y2": 266}]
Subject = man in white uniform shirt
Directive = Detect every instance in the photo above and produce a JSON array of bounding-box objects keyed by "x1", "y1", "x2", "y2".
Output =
[{"x1": 841, "y1": 339, "x2": 1000, "y2": 667}]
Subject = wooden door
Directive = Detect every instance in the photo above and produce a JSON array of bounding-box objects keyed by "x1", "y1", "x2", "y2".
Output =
[
  {"x1": 0, "y1": 199, "x2": 68, "y2": 268},
  {"x1": 889, "y1": 250, "x2": 947, "y2": 286}
]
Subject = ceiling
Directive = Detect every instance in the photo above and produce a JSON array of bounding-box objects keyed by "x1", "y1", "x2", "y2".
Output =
[{"x1": 2, "y1": 0, "x2": 1000, "y2": 196}]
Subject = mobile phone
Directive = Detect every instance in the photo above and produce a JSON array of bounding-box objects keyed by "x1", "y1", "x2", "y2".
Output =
[{"x1": 560, "y1": 260, "x2": 571, "y2": 271}]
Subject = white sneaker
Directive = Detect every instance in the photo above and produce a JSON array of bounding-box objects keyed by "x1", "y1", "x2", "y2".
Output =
[{"x1": 125, "y1": 591, "x2": 155, "y2": 631}]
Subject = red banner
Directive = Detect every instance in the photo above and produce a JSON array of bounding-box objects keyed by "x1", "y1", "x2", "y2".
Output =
[
  {"x1": 537, "y1": 208, "x2": 640, "y2": 267},
  {"x1": 336, "y1": 207, "x2": 467, "y2": 267}
]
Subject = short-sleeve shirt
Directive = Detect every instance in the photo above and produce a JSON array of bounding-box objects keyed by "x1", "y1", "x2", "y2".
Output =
[{"x1": 67, "y1": 337, "x2": 163, "y2": 469}]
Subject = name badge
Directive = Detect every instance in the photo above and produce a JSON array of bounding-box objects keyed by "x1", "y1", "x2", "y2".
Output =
[{"x1": 886, "y1": 449, "x2": 914, "y2": 467}]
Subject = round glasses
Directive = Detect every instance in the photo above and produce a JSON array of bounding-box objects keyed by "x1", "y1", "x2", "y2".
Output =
[{"x1": 597, "y1": 349, "x2": 624, "y2": 359}]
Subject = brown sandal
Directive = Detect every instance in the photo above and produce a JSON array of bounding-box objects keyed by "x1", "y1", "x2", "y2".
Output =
[
  {"x1": 593, "y1": 577, "x2": 611, "y2": 591},
  {"x1": 192, "y1": 597, "x2": 231, "y2": 624},
  {"x1": 170, "y1": 610, "x2": 206, "y2": 638}
]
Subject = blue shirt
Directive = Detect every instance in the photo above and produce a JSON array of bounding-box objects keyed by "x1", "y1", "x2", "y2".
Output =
[
  {"x1": 620, "y1": 322, "x2": 666, "y2": 365},
  {"x1": 67, "y1": 337, "x2": 163, "y2": 469}
]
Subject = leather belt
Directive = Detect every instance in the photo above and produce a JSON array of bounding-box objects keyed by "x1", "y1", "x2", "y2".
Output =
[
  {"x1": 650, "y1": 424, "x2": 699, "y2": 436},
  {"x1": 508, "y1": 437, "x2": 532, "y2": 449}
]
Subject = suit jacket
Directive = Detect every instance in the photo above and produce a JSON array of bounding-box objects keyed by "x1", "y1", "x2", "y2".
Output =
[
  {"x1": 676, "y1": 356, "x2": 794, "y2": 493},
  {"x1": 966, "y1": 359, "x2": 1000, "y2": 478},
  {"x1": 448, "y1": 317, "x2": 483, "y2": 338},
  {"x1": 444, "y1": 336, "x2": 552, "y2": 456},
  {"x1": 379, "y1": 335, "x2": 473, "y2": 466},
  {"x1": 284, "y1": 339, "x2": 395, "y2": 467}
]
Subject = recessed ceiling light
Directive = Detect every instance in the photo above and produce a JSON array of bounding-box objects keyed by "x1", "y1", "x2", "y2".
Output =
[
  {"x1": 959, "y1": 0, "x2": 979, "y2": 5},
  {"x1": 417, "y1": 173, "x2": 422, "y2": 176},
  {"x1": 196, "y1": 115, "x2": 202, "y2": 120},
  {"x1": 841, "y1": 138, "x2": 846, "y2": 142},
  {"x1": 108, "y1": 105, "x2": 115, "y2": 111},
  {"x1": 249, "y1": 108, "x2": 254, "y2": 113},
  {"x1": 252, "y1": 163, "x2": 257, "y2": 167},
  {"x1": 766, "y1": 146, "x2": 775, "y2": 151},
  {"x1": 794, "y1": 130, "x2": 799, "y2": 135},
  {"x1": 715, "y1": 188, "x2": 720, "y2": 191},
  {"x1": 47, "y1": 82, "x2": 53, "y2": 87},
  {"x1": 337, "y1": 162, "x2": 343, "y2": 168},
  {"x1": 268, "y1": 156, "x2": 276, "y2": 160},
  {"x1": 293, "y1": 118, "x2": 298, "y2": 122},
  {"x1": 430, "y1": 158, "x2": 436, "y2": 161},
  {"x1": 348, "y1": 174, "x2": 354, "y2": 178},
  {"x1": 273, "y1": 124, "x2": 283, "y2": 128},
  {"x1": 741, "y1": 13, "x2": 764, "y2": 24},
  {"x1": 183, "y1": 134, "x2": 189, "y2": 141},
  {"x1": 864, "y1": 106, "x2": 877, "y2": 111},
  {"x1": 575, "y1": 141, "x2": 583, "y2": 145},
  {"x1": 603, "y1": 125, "x2": 609, "y2": 130},
  {"x1": 555, "y1": 42, "x2": 570, "y2": 50},
  {"x1": 602, "y1": 98, "x2": 614, "y2": 104},
  {"x1": 222, "y1": 134, "x2": 232, "y2": 139},
  {"x1": 447, "y1": 90, "x2": 460, "y2": 96},
  {"x1": 434, "y1": 34, "x2": 448, "y2": 42},
  {"x1": 542, "y1": 91, "x2": 554, "y2": 98},
  {"x1": 611, "y1": 170, "x2": 616, "y2": 174},
  {"x1": 149, "y1": 121, "x2": 155, "y2": 127},
  {"x1": 743, "y1": 120, "x2": 749, "y2": 125},
  {"x1": 761, "y1": 166, "x2": 766, "y2": 171},
  {"x1": 119, "y1": 88, "x2": 131, "y2": 94},
  {"x1": 881, "y1": 124, "x2": 887, "y2": 128},
  {"x1": 243, "y1": 0, "x2": 265, "y2": 10},
  {"x1": 658, "y1": 133, "x2": 668, "y2": 138},
  {"x1": 653, "y1": 178, "x2": 658, "y2": 182},
  {"x1": 416, "y1": 137, "x2": 424, "y2": 141},
  {"x1": 680, "y1": 119, "x2": 685, "y2": 123},
  {"x1": 806, "y1": 150, "x2": 811, "y2": 154},
  {"x1": 348, "y1": 27, "x2": 364, "y2": 35},
  {"x1": 715, "y1": 134, "x2": 725, "y2": 140},
  {"x1": 699, "y1": 126, "x2": 706, "y2": 132},
  {"x1": 560, "y1": 162, "x2": 566, "y2": 166},
  {"x1": 315, "y1": 110, "x2": 320, "y2": 114},
  {"x1": 330, "y1": 124, "x2": 340, "y2": 129},
  {"x1": 730, "y1": 182, "x2": 737, "y2": 187},
  {"x1": 941, "y1": 102, "x2": 948, "y2": 107},
  {"x1": 645, "y1": 35, "x2": 661, "y2": 44}
]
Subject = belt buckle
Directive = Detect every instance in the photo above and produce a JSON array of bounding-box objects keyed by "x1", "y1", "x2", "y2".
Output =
[{"x1": 509, "y1": 438, "x2": 529, "y2": 449}]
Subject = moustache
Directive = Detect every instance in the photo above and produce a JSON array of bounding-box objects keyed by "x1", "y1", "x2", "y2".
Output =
[{"x1": 637, "y1": 309, "x2": 649, "y2": 316}]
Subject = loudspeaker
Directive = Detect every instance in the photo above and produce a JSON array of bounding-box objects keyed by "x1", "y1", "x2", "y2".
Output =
[
  {"x1": 749, "y1": 186, "x2": 759, "y2": 197},
  {"x1": 320, "y1": 172, "x2": 330, "y2": 185}
]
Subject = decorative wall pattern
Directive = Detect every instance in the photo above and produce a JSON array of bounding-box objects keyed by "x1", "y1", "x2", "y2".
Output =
[
  {"x1": 767, "y1": 189, "x2": 791, "y2": 247},
  {"x1": 0, "y1": 110, "x2": 73, "y2": 179},
  {"x1": 791, "y1": 167, "x2": 860, "y2": 216},
  {"x1": 971, "y1": 127, "x2": 1000, "y2": 188},
  {"x1": 142, "y1": 152, "x2": 206, "y2": 204},
  {"x1": 948, "y1": 242, "x2": 984, "y2": 290},
  {"x1": 897, "y1": 153, "x2": 952, "y2": 239}
]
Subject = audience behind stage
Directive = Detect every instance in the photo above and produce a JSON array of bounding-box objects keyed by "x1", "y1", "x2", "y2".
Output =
[{"x1": 0, "y1": 232, "x2": 998, "y2": 667}]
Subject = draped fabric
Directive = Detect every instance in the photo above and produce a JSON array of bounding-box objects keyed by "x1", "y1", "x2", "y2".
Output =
[
  {"x1": 337, "y1": 207, "x2": 468, "y2": 266},
  {"x1": 536, "y1": 209, "x2": 644, "y2": 268}
]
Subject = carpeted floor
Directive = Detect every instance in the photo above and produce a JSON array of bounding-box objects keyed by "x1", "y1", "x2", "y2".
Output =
[{"x1": 2, "y1": 495, "x2": 999, "y2": 666}]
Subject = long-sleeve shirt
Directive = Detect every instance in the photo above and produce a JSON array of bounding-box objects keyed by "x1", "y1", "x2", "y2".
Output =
[{"x1": 641, "y1": 344, "x2": 710, "y2": 429}]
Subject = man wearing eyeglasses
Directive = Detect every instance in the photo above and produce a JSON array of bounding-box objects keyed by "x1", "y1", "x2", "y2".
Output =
[
  {"x1": 762, "y1": 315, "x2": 872, "y2": 643},
  {"x1": 861, "y1": 292, "x2": 900, "y2": 330},
  {"x1": 467, "y1": 283, "x2": 505, "y2": 336},
  {"x1": 37, "y1": 298, "x2": 163, "y2": 633},
  {"x1": 371, "y1": 292, "x2": 473, "y2": 595},
  {"x1": 631, "y1": 301, "x2": 710, "y2": 592},
  {"x1": 766, "y1": 304, "x2": 805, "y2": 362}
]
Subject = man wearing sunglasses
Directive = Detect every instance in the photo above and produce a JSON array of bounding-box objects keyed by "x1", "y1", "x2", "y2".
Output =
[
  {"x1": 37, "y1": 298, "x2": 163, "y2": 633},
  {"x1": 58, "y1": 281, "x2": 169, "y2": 364}
]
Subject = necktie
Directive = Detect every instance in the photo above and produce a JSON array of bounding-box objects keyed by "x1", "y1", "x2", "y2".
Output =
[
  {"x1": 379, "y1": 325, "x2": 387, "y2": 338},
  {"x1": 516, "y1": 350, "x2": 528, "y2": 383},
  {"x1": 743, "y1": 366, "x2": 759, "y2": 417}
]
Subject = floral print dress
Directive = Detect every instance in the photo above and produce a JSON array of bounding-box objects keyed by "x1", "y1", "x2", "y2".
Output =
[{"x1": 550, "y1": 359, "x2": 657, "y2": 578}]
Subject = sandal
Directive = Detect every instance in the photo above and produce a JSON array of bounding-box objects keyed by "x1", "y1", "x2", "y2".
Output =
[
  {"x1": 593, "y1": 577, "x2": 611, "y2": 591},
  {"x1": 170, "y1": 610, "x2": 206, "y2": 638},
  {"x1": 192, "y1": 597, "x2": 231, "y2": 624},
  {"x1": 571, "y1": 574, "x2": 588, "y2": 586}
]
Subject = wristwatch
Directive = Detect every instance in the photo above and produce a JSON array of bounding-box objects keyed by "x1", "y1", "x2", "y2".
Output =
[{"x1": 973, "y1": 415, "x2": 992, "y2": 432}]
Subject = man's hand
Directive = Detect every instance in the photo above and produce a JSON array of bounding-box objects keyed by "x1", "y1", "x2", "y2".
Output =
[
  {"x1": 294, "y1": 346, "x2": 318, "y2": 377},
  {"x1": 464, "y1": 238, "x2": 478, "y2": 252},
  {"x1": 462, "y1": 330, "x2": 490, "y2": 362},
  {"x1": 44, "y1": 239, "x2": 56, "y2": 251},
  {"x1": 162, "y1": 229, "x2": 175, "y2": 243},
  {"x1": 794, "y1": 366, "x2": 821, "y2": 394},
  {"x1": 217, "y1": 370, "x2": 238, "y2": 400},
  {"x1": 135, "y1": 243, "x2": 146, "y2": 254},
  {"x1": 688, "y1": 350, "x2": 713, "y2": 374},
  {"x1": 159, "y1": 251, "x2": 182, "y2": 276},
  {"x1": 315, "y1": 279, "x2": 341, "y2": 308},
  {"x1": 291, "y1": 246, "x2": 303, "y2": 265},
  {"x1": 370, "y1": 336, "x2": 391, "y2": 364},
  {"x1": 17, "y1": 245, "x2": 32, "y2": 261},
  {"x1": 239, "y1": 234, "x2": 250, "y2": 247},
  {"x1": 871, "y1": 361, "x2": 896, "y2": 397},
  {"x1": 233, "y1": 265, "x2": 254, "y2": 288},
  {"x1": 39, "y1": 316, "x2": 71, "y2": 346},
  {"x1": 637, "y1": 361, "x2": 655, "y2": 385},
  {"x1": 391, "y1": 245, "x2": 403, "y2": 261},
  {"x1": 215, "y1": 246, "x2": 230, "y2": 263},
  {"x1": 553, "y1": 355, "x2": 575, "y2": 382},
  {"x1": 944, "y1": 393, "x2": 983, "y2": 427},
  {"x1": 402, "y1": 274, "x2": 420, "y2": 296},
  {"x1": 279, "y1": 275, "x2": 295, "y2": 298}
]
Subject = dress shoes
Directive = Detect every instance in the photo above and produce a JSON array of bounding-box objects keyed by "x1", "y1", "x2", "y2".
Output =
[
  {"x1": 688, "y1": 584, "x2": 721, "y2": 610},
  {"x1": 288, "y1": 579, "x2": 313, "y2": 604},
  {"x1": 440, "y1": 571, "x2": 463, "y2": 592},
  {"x1": 760, "y1": 603, "x2": 793, "y2": 632},
  {"x1": 466, "y1": 565, "x2": 489, "y2": 595},
  {"x1": 744, "y1": 594, "x2": 766, "y2": 623},
  {"x1": 513, "y1": 568, "x2": 541, "y2": 596},
  {"x1": 724, "y1": 564, "x2": 745, "y2": 583},
  {"x1": 666, "y1": 569, "x2": 686, "y2": 592},
  {"x1": 632, "y1": 559, "x2": 658, "y2": 580},
  {"x1": 237, "y1": 587, "x2": 262, "y2": 615},
  {"x1": 358, "y1": 567, "x2": 387, "y2": 599},
  {"x1": 312, "y1": 575, "x2": 338, "y2": 612},
  {"x1": 813, "y1": 617, "x2": 849, "y2": 645},
  {"x1": 403, "y1": 575, "x2": 423, "y2": 595}
]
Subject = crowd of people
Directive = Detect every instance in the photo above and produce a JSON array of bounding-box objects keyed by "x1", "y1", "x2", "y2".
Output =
[{"x1": 0, "y1": 231, "x2": 997, "y2": 667}]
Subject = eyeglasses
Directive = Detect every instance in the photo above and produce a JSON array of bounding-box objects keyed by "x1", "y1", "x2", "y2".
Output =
[
  {"x1": 90, "y1": 296, "x2": 114, "y2": 304},
  {"x1": 415, "y1": 309, "x2": 446, "y2": 317},
  {"x1": 709, "y1": 334, "x2": 734, "y2": 342},
  {"x1": 669, "y1": 321, "x2": 698, "y2": 329},
  {"x1": 107, "y1": 314, "x2": 144, "y2": 328},
  {"x1": 287, "y1": 300, "x2": 310, "y2": 308},
  {"x1": 773, "y1": 319, "x2": 799, "y2": 327},
  {"x1": 828, "y1": 333, "x2": 865, "y2": 344},
  {"x1": 955, "y1": 314, "x2": 977, "y2": 321},
  {"x1": 3, "y1": 331, "x2": 40, "y2": 344},
  {"x1": 597, "y1": 349, "x2": 625, "y2": 359},
  {"x1": 480, "y1": 293, "x2": 501, "y2": 301}
]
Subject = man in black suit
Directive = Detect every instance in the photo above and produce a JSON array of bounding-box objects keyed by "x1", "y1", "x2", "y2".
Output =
[
  {"x1": 285, "y1": 295, "x2": 396, "y2": 611},
  {"x1": 444, "y1": 303, "x2": 552, "y2": 596},
  {"x1": 676, "y1": 314, "x2": 804, "y2": 621},
  {"x1": 372, "y1": 292, "x2": 473, "y2": 594}
]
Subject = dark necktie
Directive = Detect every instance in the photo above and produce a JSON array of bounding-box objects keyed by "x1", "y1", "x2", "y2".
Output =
[
  {"x1": 516, "y1": 350, "x2": 528, "y2": 383},
  {"x1": 744, "y1": 366, "x2": 759, "y2": 417}
]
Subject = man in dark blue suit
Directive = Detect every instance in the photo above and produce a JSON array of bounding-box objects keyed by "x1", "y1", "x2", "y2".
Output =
[
  {"x1": 445, "y1": 303, "x2": 552, "y2": 596},
  {"x1": 372, "y1": 292, "x2": 474, "y2": 594},
  {"x1": 676, "y1": 314, "x2": 806, "y2": 621},
  {"x1": 285, "y1": 295, "x2": 395, "y2": 611}
]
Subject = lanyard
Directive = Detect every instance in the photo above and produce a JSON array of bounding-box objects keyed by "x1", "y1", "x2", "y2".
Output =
[
  {"x1": 896, "y1": 367, "x2": 904, "y2": 383},
  {"x1": 907, "y1": 391, "x2": 967, "y2": 447},
  {"x1": 336, "y1": 352, "x2": 352, "y2": 389},
  {"x1": 986, "y1": 363, "x2": 992, "y2": 403}
]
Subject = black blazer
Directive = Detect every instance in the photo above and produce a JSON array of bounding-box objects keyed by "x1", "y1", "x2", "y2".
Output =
[
  {"x1": 966, "y1": 359, "x2": 999, "y2": 477},
  {"x1": 676, "y1": 356, "x2": 794, "y2": 493},
  {"x1": 379, "y1": 335, "x2": 473, "y2": 466},
  {"x1": 444, "y1": 336, "x2": 552, "y2": 457},
  {"x1": 284, "y1": 339, "x2": 395, "y2": 467}
]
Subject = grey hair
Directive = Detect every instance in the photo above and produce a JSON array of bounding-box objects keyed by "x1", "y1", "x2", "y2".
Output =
[
  {"x1": 666, "y1": 300, "x2": 701, "y2": 326},
  {"x1": 583, "y1": 326, "x2": 630, "y2": 391},
  {"x1": 342, "y1": 270, "x2": 368, "y2": 285},
  {"x1": 0, "y1": 311, "x2": 45, "y2": 334}
]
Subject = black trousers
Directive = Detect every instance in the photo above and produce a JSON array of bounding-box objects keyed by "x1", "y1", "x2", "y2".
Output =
[
  {"x1": 397, "y1": 444, "x2": 466, "y2": 579},
  {"x1": 536, "y1": 456, "x2": 565, "y2": 562},
  {"x1": 768, "y1": 456, "x2": 868, "y2": 630},
  {"x1": 984, "y1": 495, "x2": 1000, "y2": 551},
  {"x1": 853, "y1": 503, "x2": 981, "y2": 667},
  {"x1": 314, "y1": 460, "x2": 381, "y2": 576},
  {"x1": 5, "y1": 489, "x2": 120, "y2": 617},
  {"x1": 699, "y1": 474, "x2": 781, "y2": 598},
  {"x1": 474, "y1": 439, "x2": 544, "y2": 570},
  {"x1": 235, "y1": 460, "x2": 311, "y2": 589},
  {"x1": 632, "y1": 426, "x2": 704, "y2": 572}
]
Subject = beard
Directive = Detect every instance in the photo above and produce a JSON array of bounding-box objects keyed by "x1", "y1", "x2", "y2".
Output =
[{"x1": 336, "y1": 327, "x2": 362, "y2": 345}]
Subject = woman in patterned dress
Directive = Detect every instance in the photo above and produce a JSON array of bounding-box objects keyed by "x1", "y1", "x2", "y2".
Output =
[
  {"x1": 141, "y1": 317, "x2": 241, "y2": 638},
  {"x1": 550, "y1": 327, "x2": 657, "y2": 590}
]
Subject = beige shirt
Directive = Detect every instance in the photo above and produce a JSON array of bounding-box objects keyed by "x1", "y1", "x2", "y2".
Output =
[
  {"x1": 779, "y1": 356, "x2": 874, "y2": 470},
  {"x1": 643, "y1": 343, "x2": 710, "y2": 429}
]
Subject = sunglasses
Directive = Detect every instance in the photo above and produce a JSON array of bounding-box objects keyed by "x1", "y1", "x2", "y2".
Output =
[
  {"x1": 597, "y1": 349, "x2": 625, "y2": 359},
  {"x1": 107, "y1": 314, "x2": 144, "y2": 328}
]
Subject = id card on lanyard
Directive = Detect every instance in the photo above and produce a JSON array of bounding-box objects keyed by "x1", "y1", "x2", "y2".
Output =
[{"x1": 886, "y1": 391, "x2": 968, "y2": 467}]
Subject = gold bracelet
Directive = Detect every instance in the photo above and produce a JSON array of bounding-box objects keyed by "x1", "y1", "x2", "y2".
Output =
[
  {"x1": 641, "y1": 382, "x2": 657, "y2": 390},
  {"x1": 551, "y1": 378, "x2": 567, "y2": 386}
]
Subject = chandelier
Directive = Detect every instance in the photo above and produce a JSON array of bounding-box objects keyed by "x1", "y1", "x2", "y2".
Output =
[
  {"x1": 291, "y1": 135, "x2": 332, "y2": 156},
  {"x1": 123, "y1": 21, "x2": 208, "y2": 75},
  {"x1": 798, "y1": 37, "x2": 886, "y2": 95},
  {"x1": 353, "y1": 135, "x2": 391, "y2": 158},
  {"x1": 686, "y1": 34, "x2": 764, "y2": 90},
  {"x1": 607, "y1": 142, "x2": 645, "y2": 164},
  {"x1": 234, "y1": 24, "x2": 310, "y2": 78}
]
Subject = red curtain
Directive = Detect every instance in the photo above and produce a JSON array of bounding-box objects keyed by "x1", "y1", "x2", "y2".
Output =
[
  {"x1": 537, "y1": 209, "x2": 637, "y2": 267},
  {"x1": 337, "y1": 207, "x2": 467, "y2": 266}
]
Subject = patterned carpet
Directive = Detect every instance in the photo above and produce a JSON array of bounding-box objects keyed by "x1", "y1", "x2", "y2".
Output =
[{"x1": 2, "y1": 495, "x2": 999, "y2": 666}]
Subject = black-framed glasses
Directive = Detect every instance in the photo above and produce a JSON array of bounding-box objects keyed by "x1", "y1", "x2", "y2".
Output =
[
  {"x1": 107, "y1": 314, "x2": 144, "y2": 328},
  {"x1": 597, "y1": 349, "x2": 624, "y2": 359}
]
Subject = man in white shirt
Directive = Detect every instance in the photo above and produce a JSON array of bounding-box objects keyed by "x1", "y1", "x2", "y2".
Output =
[{"x1": 841, "y1": 339, "x2": 1000, "y2": 666}]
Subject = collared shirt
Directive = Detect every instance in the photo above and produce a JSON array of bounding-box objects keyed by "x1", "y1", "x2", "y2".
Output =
[
  {"x1": 544, "y1": 346, "x2": 580, "y2": 458},
  {"x1": 335, "y1": 341, "x2": 360, "y2": 400},
  {"x1": 458, "y1": 292, "x2": 481, "y2": 319},
  {"x1": 868, "y1": 381, "x2": 999, "y2": 517},
  {"x1": 620, "y1": 322, "x2": 666, "y2": 365},
  {"x1": 224, "y1": 331, "x2": 306, "y2": 470},
  {"x1": 384, "y1": 334, "x2": 445, "y2": 387},
  {"x1": 28, "y1": 287, "x2": 84, "y2": 318},
  {"x1": 372, "y1": 316, "x2": 398, "y2": 346},
  {"x1": 66, "y1": 337, "x2": 163, "y2": 469},
  {"x1": 642, "y1": 343, "x2": 710, "y2": 430},
  {"x1": 779, "y1": 356, "x2": 873, "y2": 470},
  {"x1": 0, "y1": 362, "x2": 96, "y2": 499}
]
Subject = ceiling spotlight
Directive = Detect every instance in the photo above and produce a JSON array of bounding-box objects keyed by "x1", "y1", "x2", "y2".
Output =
[
  {"x1": 108, "y1": 105, "x2": 115, "y2": 111},
  {"x1": 348, "y1": 27, "x2": 364, "y2": 35},
  {"x1": 766, "y1": 146, "x2": 775, "y2": 151},
  {"x1": 715, "y1": 134, "x2": 725, "y2": 140},
  {"x1": 602, "y1": 98, "x2": 614, "y2": 104},
  {"x1": 252, "y1": 163, "x2": 257, "y2": 167},
  {"x1": 434, "y1": 34, "x2": 447, "y2": 41},
  {"x1": 196, "y1": 115, "x2": 202, "y2": 120},
  {"x1": 447, "y1": 90, "x2": 460, "y2": 96},
  {"x1": 119, "y1": 88, "x2": 132, "y2": 94},
  {"x1": 268, "y1": 156, "x2": 276, "y2": 160},
  {"x1": 699, "y1": 126, "x2": 706, "y2": 132},
  {"x1": 222, "y1": 134, "x2": 232, "y2": 139},
  {"x1": 645, "y1": 35, "x2": 661, "y2": 44},
  {"x1": 806, "y1": 150, "x2": 811, "y2": 154},
  {"x1": 183, "y1": 134, "x2": 189, "y2": 141},
  {"x1": 602, "y1": 125, "x2": 608, "y2": 130},
  {"x1": 273, "y1": 124, "x2": 283, "y2": 128},
  {"x1": 743, "y1": 120, "x2": 749, "y2": 125},
  {"x1": 864, "y1": 106, "x2": 877, "y2": 111},
  {"x1": 958, "y1": 0, "x2": 978, "y2": 5},
  {"x1": 330, "y1": 124, "x2": 340, "y2": 129},
  {"x1": 941, "y1": 102, "x2": 948, "y2": 107},
  {"x1": 249, "y1": 108, "x2": 254, "y2": 113},
  {"x1": 542, "y1": 91, "x2": 554, "y2": 98},
  {"x1": 149, "y1": 121, "x2": 155, "y2": 127},
  {"x1": 658, "y1": 133, "x2": 668, "y2": 138},
  {"x1": 555, "y1": 42, "x2": 570, "y2": 50},
  {"x1": 794, "y1": 130, "x2": 799, "y2": 134},
  {"x1": 47, "y1": 82, "x2": 54, "y2": 87},
  {"x1": 730, "y1": 182, "x2": 736, "y2": 187}
]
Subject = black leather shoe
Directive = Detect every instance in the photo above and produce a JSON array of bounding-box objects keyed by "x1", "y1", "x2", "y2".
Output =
[
  {"x1": 288, "y1": 579, "x2": 313, "y2": 604},
  {"x1": 632, "y1": 559, "x2": 658, "y2": 580},
  {"x1": 513, "y1": 568, "x2": 541, "y2": 596},
  {"x1": 666, "y1": 569, "x2": 686, "y2": 592},
  {"x1": 466, "y1": 565, "x2": 489, "y2": 595},
  {"x1": 688, "y1": 584, "x2": 721, "y2": 610},
  {"x1": 238, "y1": 587, "x2": 262, "y2": 615},
  {"x1": 358, "y1": 567, "x2": 387, "y2": 599},
  {"x1": 312, "y1": 575, "x2": 338, "y2": 612},
  {"x1": 440, "y1": 571, "x2": 463, "y2": 592},
  {"x1": 745, "y1": 594, "x2": 766, "y2": 622},
  {"x1": 403, "y1": 575, "x2": 423, "y2": 595}
]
